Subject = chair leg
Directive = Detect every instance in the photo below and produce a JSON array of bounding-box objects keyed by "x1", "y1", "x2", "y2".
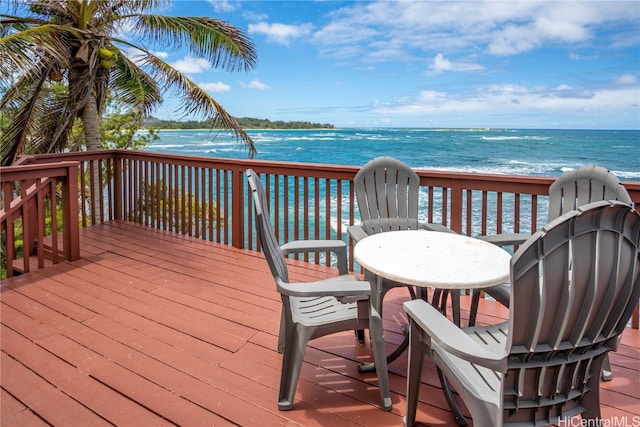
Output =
[
  {"x1": 468, "y1": 290, "x2": 482, "y2": 327},
  {"x1": 582, "y1": 355, "x2": 605, "y2": 420},
  {"x1": 278, "y1": 326, "x2": 312, "y2": 411},
  {"x1": 450, "y1": 290, "x2": 461, "y2": 327},
  {"x1": 277, "y1": 310, "x2": 286, "y2": 353},
  {"x1": 403, "y1": 319, "x2": 425, "y2": 427},
  {"x1": 601, "y1": 354, "x2": 612, "y2": 381},
  {"x1": 369, "y1": 297, "x2": 392, "y2": 411}
]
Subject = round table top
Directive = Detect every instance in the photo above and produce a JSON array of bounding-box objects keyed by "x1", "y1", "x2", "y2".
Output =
[{"x1": 353, "y1": 230, "x2": 511, "y2": 289}]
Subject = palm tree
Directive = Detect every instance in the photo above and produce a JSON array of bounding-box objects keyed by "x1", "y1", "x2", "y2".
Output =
[{"x1": 0, "y1": 0, "x2": 258, "y2": 166}]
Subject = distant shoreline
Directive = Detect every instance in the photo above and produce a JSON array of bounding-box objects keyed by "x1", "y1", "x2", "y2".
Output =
[
  {"x1": 140, "y1": 127, "x2": 640, "y2": 132},
  {"x1": 144, "y1": 128, "x2": 333, "y2": 132}
]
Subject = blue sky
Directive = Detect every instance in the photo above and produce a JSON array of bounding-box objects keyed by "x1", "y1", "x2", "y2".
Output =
[{"x1": 150, "y1": 1, "x2": 639, "y2": 129}]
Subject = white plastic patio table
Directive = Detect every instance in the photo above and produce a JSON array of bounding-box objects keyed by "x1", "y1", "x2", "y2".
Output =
[
  {"x1": 353, "y1": 229, "x2": 511, "y2": 426},
  {"x1": 353, "y1": 229, "x2": 511, "y2": 292},
  {"x1": 353, "y1": 229, "x2": 511, "y2": 346}
]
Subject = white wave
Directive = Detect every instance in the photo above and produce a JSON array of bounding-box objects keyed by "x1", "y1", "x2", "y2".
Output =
[
  {"x1": 147, "y1": 144, "x2": 186, "y2": 149},
  {"x1": 424, "y1": 161, "x2": 568, "y2": 177},
  {"x1": 613, "y1": 170, "x2": 640, "y2": 179},
  {"x1": 481, "y1": 136, "x2": 550, "y2": 141}
]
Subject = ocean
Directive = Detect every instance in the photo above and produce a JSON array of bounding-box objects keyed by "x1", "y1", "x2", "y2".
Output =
[{"x1": 145, "y1": 128, "x2": 640, "y2": 182}]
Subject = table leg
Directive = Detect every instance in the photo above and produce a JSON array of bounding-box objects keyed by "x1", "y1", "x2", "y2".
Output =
[
  {"x1": 359, "y1": 275, "x2": 410, "y2": 373},
  {"x1": 438, "y1": 368, "x2": 467, "y2": 426},
  {"x1": 429, "y1": 290, "x2": 467, "y2": 425},
  {"x1": 359, "y1": 286, "x2": 461, "y2": 373}
]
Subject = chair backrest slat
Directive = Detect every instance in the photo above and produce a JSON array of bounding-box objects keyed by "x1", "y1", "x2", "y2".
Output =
[{"x1": 354, "y1": 157, "x2": 421, "y2": 234}]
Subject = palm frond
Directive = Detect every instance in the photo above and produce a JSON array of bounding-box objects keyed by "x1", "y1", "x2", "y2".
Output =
[
  {"x1": 142, "y1": 53, "x2": 256, "y2": 157},
  {"x1": 30, "y1": 87, "x2": 75, "y2": 154},
  {"x1": 0, "y1": 63, "x2": 49, "y2": 165},
  {"x1": 0, "y1": 23, "x2": 71, "y2": 74},
  {"x1": 128, "y1": 15, "x2": 257, "y2": 72},
  {"x1": 110, "y1": 49, "x2": 162, "y2": 115}
]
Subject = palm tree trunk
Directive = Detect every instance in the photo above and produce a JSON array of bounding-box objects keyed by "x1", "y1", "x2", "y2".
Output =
[
  {"x1": 83, "y1": 90, "x2": 101, "y2": 150},
  {"x1": 83, "y1": 90, "x2": 102, "y2": 222}
]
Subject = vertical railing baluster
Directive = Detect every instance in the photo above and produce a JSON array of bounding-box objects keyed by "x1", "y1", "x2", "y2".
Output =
[
  {"x1": 294, "y1": 177, "x2": 300, "y2": 243},
  {"x1": 496, "y1": 192, "x2": 503, "y2": 234},
  {"x1": 215, "y1": 169, "x2": 221, "y2": 243},
  {"x1": 514, "y1": 193, "x2": 521, "y2": 234},
  {"x1": 98, "y1": 159, "x2": 104, "y2": 223},
  {"x1": 481, "y1": 191, "x2": 488, "y2": 235},
  {"x1": 465, "y1": 189, "x2": 473, "y2": 236},
  {"x1": 282, "y1": 175, "x2": 291, "y2": 242},
  {"x1": 223, "y1": 169, "x2": 230, "y2": 245},
  {"x1": 49, "y1": 178, "x2": 59, "y2": 263}
]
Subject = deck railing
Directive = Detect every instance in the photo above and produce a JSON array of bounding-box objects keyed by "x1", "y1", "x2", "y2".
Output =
[
  {"x1": 0, "y1": 161, "x2": 80, "y2": 277},
  {"x1": 3, "y1": 149, "x2": 640, "y2": 326}
]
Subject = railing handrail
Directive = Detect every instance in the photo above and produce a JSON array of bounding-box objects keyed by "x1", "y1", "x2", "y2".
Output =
[{"x1": 16, "y1": 149, "x2": 639, "y2": 194}]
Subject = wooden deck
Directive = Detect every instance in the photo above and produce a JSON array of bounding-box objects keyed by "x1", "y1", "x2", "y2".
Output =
[{"x1": 1, "y1": 221, "x2": 638, "y2": 426}]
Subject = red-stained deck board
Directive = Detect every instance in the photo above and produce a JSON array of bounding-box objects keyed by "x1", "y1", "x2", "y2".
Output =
[
  {"x1": 1, "y1": 220, "x2": 638, "y2": 426},
  {"x1": 1, "y1": 325, "x2": 168, "y2": 426},
  {"x1": 0, "y1": 388, "x2": 49, "y2": 427},
  {"x1": 0, "y1": 353, "x2": 112, "y2": 426}
]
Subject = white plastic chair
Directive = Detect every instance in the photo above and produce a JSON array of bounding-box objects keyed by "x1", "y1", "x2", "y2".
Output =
[
  {"x1": 246, "y1": 169, "x2": 392, "y2": 411},
  {"x1": 404, "y1": 200, "x2": 640, "y2": 426},
  {"x1": 471, "y1": 165, "x2": 634, "y2": 381},
  {"x1": 348, "y1": 157, "x2": 458, "y2": 327}
]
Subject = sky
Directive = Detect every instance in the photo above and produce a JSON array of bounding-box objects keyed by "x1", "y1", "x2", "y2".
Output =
[{"x1": 149, "y1": 0, "x2": 639, "y2": 129}]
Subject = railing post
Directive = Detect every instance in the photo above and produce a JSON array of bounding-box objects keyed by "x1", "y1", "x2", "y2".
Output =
[
  {"x1": 231, "y1": 169, "x2": 244, "y2": 248},
  {"x1": 450, "y1": 180, "x2": 464, "y2": 234},
  {"x1": 62, "y1": 163, "x2": 81, "y2": 261}
]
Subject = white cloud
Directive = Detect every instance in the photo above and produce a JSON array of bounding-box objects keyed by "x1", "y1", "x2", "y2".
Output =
[
  {"x1": 616, "y1": 74, "x2": 638, "y2": 86},
  {"x1": 170, "y1": 56, "x2": 212, "y2": 74},
  {"x1": 248, "y1": 22, "x2": 314, "y2": 45},
  {"x1": 152, "y1": 51, "x2": 169, "y2": 59},
  {"x1": 207, "y1": 0, "x2": 239, "y2": 13},
  {"x1": 371, "y1": 83, "x2": 638, "y2": 117},
  {"x1": 311, "y1": 1, "x2": 638, "y2": 60},
  {"x1": 243, "y1": 79, "x2": 270, "y2": 90},
  {"x1": 487, "y1": 22, "x2": 548, "y2": 56},
  {"x1": 429, "y1": 53, "x2": 485, "y2": 74},
  {"x1": 199, "y1": 82, "x2": 231, "y2": 93},
  {"x1": 569, "y1": 52, "x2": 599, "y2": 61}
]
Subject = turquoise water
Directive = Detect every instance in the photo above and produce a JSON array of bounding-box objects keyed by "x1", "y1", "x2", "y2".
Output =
[{"x1": 145, "y1": 128, "x2": 640, "y2": 181}]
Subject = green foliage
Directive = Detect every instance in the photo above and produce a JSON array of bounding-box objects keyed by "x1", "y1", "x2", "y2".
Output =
[
  {"x1": 143, "y1": 116, "x2": 334, "y2": 130},
  {"x1": 100, "y1": 98, "x2": 160, "y2": 150},
  {"x1": 133, "y1": 180, "x2": 222, "y2": 239}
]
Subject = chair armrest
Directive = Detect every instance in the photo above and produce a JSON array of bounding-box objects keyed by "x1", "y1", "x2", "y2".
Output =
[
  {"x1": 281, "y1": 239, "x2": 348, "y2": 274},
  {"x1": 277, "y1": 278, "x2": 371, "y2": 303},
  {"x1": 478, "y1": 232, "x2": 529, "y2": 247},
  {"x1": 347, "y1": 225, "x2": 369, "y2": 243},
  {"x1": 403, "y1": 299, "x2": 507, "y2": 372},
  {"x1": 418, "y1": 222, "x2": 456, "y2": 233}
]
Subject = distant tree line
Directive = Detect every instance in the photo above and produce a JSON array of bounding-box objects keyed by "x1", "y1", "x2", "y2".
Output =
[{"x1": 143, "y1": 116, "x2": 334, "y2": 130}]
